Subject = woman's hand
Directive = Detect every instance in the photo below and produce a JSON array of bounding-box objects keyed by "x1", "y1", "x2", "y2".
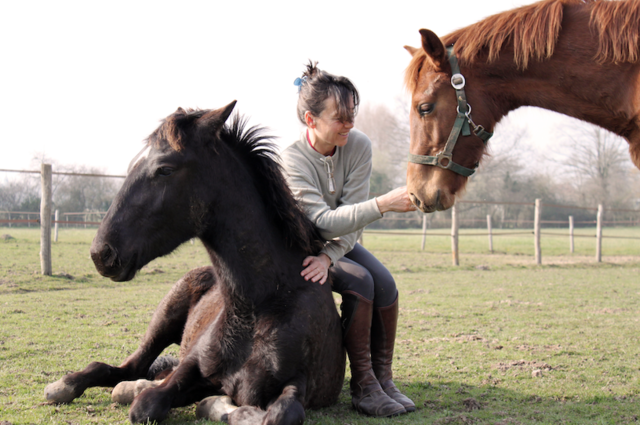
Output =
[
  {"x1": 301, "y1": 253, "x2": 331, "y2": 285},
  {"x1": 375, "y1": 186, "x2": 417, "y2": 214}
]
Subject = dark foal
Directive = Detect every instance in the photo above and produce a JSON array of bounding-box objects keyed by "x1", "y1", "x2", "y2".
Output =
[{"x1": 45, "y1": 102, "x2": 345, "y2": 424}]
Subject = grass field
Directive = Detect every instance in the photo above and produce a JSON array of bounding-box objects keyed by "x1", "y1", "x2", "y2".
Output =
[{"x1": 0, "y1": 228, "x2": 639, "y2": 424}]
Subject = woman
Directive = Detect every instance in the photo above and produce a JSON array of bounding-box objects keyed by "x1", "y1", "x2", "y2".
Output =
[{"x1": 281, "y1": 62, "x2": 417, "y2": 417}]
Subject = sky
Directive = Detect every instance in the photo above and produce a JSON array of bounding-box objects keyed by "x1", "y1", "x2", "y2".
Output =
[{"x1": 1, "y1": 0, "x2": 566, "y2": 176}]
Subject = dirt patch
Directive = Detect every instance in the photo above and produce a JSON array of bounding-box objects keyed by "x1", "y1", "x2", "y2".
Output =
[
  {"x1": 462, "y1": 397, "x2": 484, "y2": 411},
  {"x1": 435, "y1": 414, "x2": 477, "y2": 424},
  {"x1": 494, "y1": 420, "x2": 522, "y2": 425},
  {"x1": 493, "y1": 360, "x2": 555, "y2": 372},
  {"x1": 594, "y1": 308, "x2": 628, "y2": 314}
]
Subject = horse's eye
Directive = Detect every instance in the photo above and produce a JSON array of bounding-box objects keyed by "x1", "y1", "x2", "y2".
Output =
[
  {"x1": 418, "y1": 103, "x2": 434, "y2": 116},
  {"x1": 157, "y1": 167, "x2": 174, "y2": 177}
]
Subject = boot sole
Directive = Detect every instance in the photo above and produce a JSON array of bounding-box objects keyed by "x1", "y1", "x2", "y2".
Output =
[{"x1": 352, "y1": 403, "x2": 406, "y2": 417}]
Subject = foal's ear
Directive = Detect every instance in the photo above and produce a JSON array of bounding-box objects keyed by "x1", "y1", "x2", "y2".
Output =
[
  {"x1": 404, "y1": 45, "x2": 419, "y2": 56},
  {"x1": 419, "y1": 29, "x2": 446, "y2": 68},
  {"x1": 199, "y1": 100, "x2": 237, "y2": 131}
]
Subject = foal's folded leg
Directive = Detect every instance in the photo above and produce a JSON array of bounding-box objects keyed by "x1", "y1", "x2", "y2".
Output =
[
  {"x1": 128, "y1": 355, "x2": 220, "y2": 424},
  {"x1": 45, "y1": 267, "x2": 216, "y2": 403},
  {"x1": 220, "y1": 376, "x2": 306, "y2": 425}
]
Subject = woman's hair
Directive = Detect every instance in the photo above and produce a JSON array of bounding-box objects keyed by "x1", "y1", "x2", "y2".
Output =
[{"x1": 296, "y1": 61, "x2": 360, "y2": 126}]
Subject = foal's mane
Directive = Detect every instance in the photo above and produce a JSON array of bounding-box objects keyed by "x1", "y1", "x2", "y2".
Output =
[
  {"x1": 405, "y1": 0, "x2": 640, "y2": 91},
  {"x1": 220, "y1": 115, "x2": 324, "y2": 255},
  {"x1": 149, "y1": 108, "x2": 323, "y2": 256}
]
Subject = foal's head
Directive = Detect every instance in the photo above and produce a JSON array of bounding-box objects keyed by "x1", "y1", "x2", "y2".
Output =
[
  {"x1": 91, "y1": 102, "x2": 321, "y2": 282},
  {"x1": 90, "y1": 102, "x2": 239, "y2": 281}
]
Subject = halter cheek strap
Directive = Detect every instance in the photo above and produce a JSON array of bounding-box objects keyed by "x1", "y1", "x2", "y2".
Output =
[{"x1": 407, "y1": 46, "x2": 493, "y2": 178}]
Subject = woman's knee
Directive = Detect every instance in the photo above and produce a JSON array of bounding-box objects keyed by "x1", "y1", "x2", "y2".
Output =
[{"x1": 331, "y1": 265, "x2": 374, "y2": 300}]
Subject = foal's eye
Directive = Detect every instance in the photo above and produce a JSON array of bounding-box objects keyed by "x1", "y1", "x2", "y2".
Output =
[
  {"x1": 418, "y1": 103, "x2": 434, "y2": 116},
  {"x1": 156, "y1": 167, "x2": 174, "y2": 177}
]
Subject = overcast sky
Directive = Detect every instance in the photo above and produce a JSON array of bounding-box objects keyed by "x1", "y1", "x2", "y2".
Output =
[{"x1": 1, "y1": 0, "x2": 568, "y2": 176}]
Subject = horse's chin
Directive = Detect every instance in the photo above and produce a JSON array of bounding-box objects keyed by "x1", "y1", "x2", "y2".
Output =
[
  {"x1": 109, "y1": 263, "x2": 139, "y2": 282},
  {"x1": 94, "y1": 252, "x2": 140, "y2": 282}
]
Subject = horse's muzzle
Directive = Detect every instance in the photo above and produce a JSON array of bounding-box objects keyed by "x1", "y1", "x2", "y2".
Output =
[
  {"x1": 90, "y1": 242, "x2": 138, "y2": 282},
  {"x1": 410, "y1": 190, "x2": 449, "y2": 213}
]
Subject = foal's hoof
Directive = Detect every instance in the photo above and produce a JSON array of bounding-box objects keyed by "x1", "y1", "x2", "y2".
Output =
[
  {"x1": 112, "y1": 379, "x2": 163, "y2": 404},
  {"x1": 44, "y1": 378, "x2": 81, "y2": 403},
  {"x1": 196, "y1": 395, "x2": 238, "y2": 422}
]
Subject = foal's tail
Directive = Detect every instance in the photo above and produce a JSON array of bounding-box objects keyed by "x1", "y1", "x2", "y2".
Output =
[{"x1": 147, "y1": 355, "x2": 180, "y2": 380}]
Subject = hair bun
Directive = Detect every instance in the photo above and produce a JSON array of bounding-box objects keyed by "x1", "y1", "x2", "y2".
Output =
[{"x1": 303, "y1": 60, "x2": 320, "y2": 79}]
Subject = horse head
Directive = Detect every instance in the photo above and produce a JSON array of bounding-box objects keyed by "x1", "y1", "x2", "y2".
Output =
[
  {"x1": 90, "y1": 101, "x2": 237, "y2": 281},
  {"x1": 405, "y1": 29, "x2": 491, "y2": 212}
]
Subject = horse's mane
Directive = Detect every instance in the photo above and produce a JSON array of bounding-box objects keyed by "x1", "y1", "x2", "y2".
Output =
[
  {"x1": 405, "y1": 0, "x2": 640, "y2": 91},
  {"x1": 220, "y1": 115, "x2": 324, "y2": 255},
  {"x1": 148, "y1": 109, "x2": 324, "y2": 256}
]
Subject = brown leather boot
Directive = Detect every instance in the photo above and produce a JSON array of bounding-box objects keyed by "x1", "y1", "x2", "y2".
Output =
[
  {"x1": 341, "y1": 291, "x2": 406, "y2": 417},
  {"x1": 371, "y1": 295, "x2": 416, "y2": 412}
]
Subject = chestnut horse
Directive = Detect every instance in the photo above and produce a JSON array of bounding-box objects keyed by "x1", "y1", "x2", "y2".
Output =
[
  {"x1": 44, "y1": 102, "x2": 345, "y2": 424},
  {"x1": 404, "y1": 0, "x2": 640, "y2": 212}
]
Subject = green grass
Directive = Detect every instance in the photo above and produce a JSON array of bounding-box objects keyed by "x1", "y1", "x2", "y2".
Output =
[
  {"x1": 0, "y1": 228, "x2": 639, "y2": 424},
  {"x1": 363, "y1": 226, "x2": 640, "y2": 258}
]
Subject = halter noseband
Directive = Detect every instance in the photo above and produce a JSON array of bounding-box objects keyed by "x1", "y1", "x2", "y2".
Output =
[{"x1": 407, "y1": 46, "x2": 493, "y2": 177}]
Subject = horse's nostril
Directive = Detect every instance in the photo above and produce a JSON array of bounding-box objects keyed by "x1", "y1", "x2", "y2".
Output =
[
  {"x1": 410, "y1": 193, "x2": 422, "y2": 209},
  {"x1": 101, "y1": 243, "x2": 118, "y2": 267}
]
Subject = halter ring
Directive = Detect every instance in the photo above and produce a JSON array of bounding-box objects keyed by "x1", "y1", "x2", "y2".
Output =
[
  {"x1": 456, "y1": 103, "x2": 472, "y2": 116},
  {"x1": 451, "y1": 73, "x2": 466, "y2": 90},
  {"x1": 435, "y1": 152, "x2": 453, "y2": 169}
]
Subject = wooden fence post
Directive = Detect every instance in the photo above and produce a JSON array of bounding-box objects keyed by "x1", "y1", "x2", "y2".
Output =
[
  {"x1": 40, "y1": 163, "x2": 52, "y2": 276},
  {"x1": 451, "y1": 204, "x2": 459, "y2": 266},
  {"x1": 7, "y1": 211, "x2": 11, "y2": 228},
  {"x1": 534, "y1": 199, "x2": 541, "y2": 265},
  {"x1": 421, "y1": 214, "x2": 427, "y2": 250},
  {"x1": 569, "y1": 215, "x2": 574, "y2": 253},
  {"x1": 596, "y1": 204, "x2": 603, "y2": 262},
  {"x1": 54, "y1": 209, "x2": 59, "y2": 242},
  {"x1": 487, "y1": 214, "x2": 493, "y2": 253}
]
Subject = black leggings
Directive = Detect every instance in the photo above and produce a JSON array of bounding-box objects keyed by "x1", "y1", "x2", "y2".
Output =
[{"x1": 330, "y1": 243, "x2": 397, "y2": 308}]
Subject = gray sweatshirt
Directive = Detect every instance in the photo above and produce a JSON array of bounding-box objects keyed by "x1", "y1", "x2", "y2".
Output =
[{"x1": 281, "y1": 129, "x2": 383, "y2": 265}]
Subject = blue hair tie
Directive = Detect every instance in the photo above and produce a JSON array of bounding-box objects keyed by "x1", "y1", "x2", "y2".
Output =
[{"x1": 294, "y1": 76, "x2": 307, "y2": 93}]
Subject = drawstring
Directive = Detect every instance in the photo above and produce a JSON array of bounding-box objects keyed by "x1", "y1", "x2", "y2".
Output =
[{"x1": 323, "y1": 157, "x2": 336, "y2": 194}]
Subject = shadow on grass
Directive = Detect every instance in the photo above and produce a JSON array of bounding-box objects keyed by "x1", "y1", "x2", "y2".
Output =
[
  {"x1": 10, "y1": 377, "x2": 639, "y2": 425},
  {"x1": 304, "y1": 380, "x2": 639, "y2": 425}
]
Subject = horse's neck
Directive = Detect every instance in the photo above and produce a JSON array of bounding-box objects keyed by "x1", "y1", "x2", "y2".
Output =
[
  {"x1": 198, "y1": 193, "x2": 303, "y2": 305},
  {"x1": 476, "y1": 37, "x2": 639, "y2": 146}
]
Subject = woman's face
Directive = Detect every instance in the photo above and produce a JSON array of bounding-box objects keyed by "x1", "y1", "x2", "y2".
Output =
[{"x1": 308, "y1": 96, "x2": 355, "y2": 153}]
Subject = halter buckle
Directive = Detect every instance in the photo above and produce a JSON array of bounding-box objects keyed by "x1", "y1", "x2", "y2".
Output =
[
  {"x1": 451, "y1": 73, "x2": 466, "y2": 90},
  {"x1": 435, "y1": 151, "x2": 453, "y2": 169}
]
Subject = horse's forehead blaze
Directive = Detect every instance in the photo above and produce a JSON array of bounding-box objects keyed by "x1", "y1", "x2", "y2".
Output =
[{"x1": 420, "y1": 73, "x2": 443, "y2": 98}]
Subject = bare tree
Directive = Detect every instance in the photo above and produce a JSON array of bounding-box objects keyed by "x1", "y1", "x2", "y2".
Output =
[
  {"x1": 26, "y1": 154, "x2": 121, "y2": 215},
  {"x1": 556, "y1": 123, "x2": 637, "y2": 210},
  {"x1": 0, "y1": 174, "x2": 40, "y2": 212},
  {"x1": 355, "y1": 100, "x2": 410, "y2": 194}
]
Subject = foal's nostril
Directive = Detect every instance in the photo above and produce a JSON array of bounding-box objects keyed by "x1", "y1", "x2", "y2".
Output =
[{"x1": 101, "y1": 243, "x2": 119, "y2": 268}]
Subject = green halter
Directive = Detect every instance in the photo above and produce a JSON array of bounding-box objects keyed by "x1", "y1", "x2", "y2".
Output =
[{"x1": 407, "y1": 46, "x2": 493, "y2": 177}]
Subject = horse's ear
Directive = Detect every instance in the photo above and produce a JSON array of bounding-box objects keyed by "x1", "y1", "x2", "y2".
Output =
[
  {"x1": 419, "y1": 29, "x2": 446, "y2": 67},
  {"x1": 199, "y1": 100, "x2": 237, "y2": 131},
  {"x1": 404, "y1": 45, "x2": 419, "y2": 56}
]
